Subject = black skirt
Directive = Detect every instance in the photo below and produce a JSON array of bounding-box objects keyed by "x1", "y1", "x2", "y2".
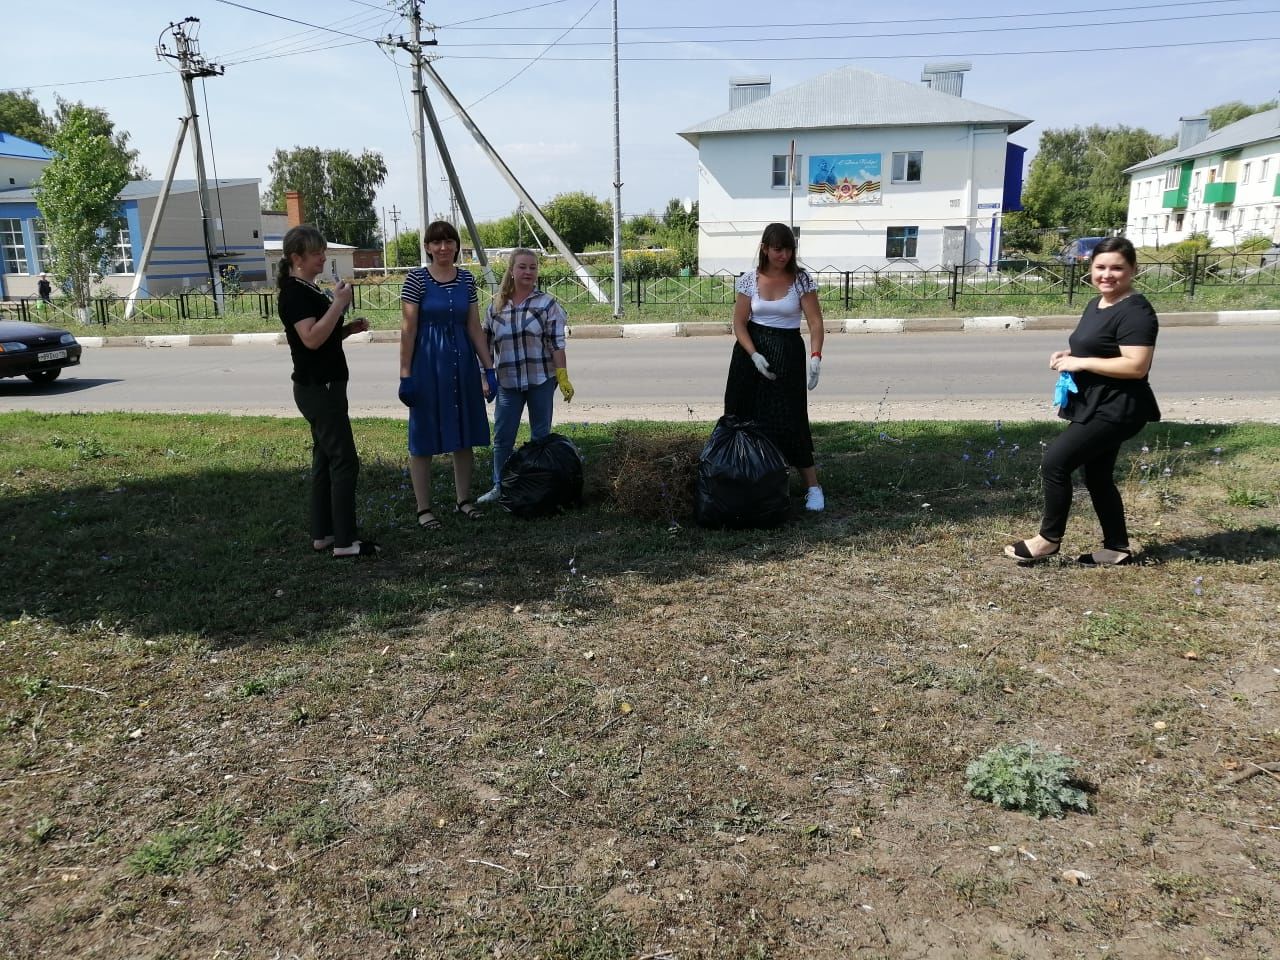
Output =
[{"x1": 723, "y1": 321, "x2": 814, "y2": 469}]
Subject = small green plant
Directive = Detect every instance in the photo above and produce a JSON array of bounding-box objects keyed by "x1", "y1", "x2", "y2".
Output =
[
  {"x1": 28, "y1": 816, "x2": 56, "y2": 844},
  {"x1": 965, "y1": 741, "x2": 1090, "y2": 818},
  {"x1": 127, "y1": 804, "x2": 241, "y2": 876}
]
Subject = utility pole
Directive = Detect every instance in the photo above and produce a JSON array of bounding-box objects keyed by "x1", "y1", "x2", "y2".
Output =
[
  {"x1": 128, "y1": 18, "x2": 224, "y2": 318},
  {"x1": 399, "y1": 1, "x2": 431, "y2": 264},
  {"x1": 610, "y1": 0, "x2": 623, "y2": 317},
  {"x1": 389, "y1": 205, "x2": 401, "y2": 266},
  {"x1": 159, "y1": 18, "x2": 225, "y2": 313}
]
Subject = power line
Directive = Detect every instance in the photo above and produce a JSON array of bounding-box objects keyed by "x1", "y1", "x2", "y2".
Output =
[
  {"x1": 434, "y1": 34, "x2": 1280, "y2": 61},
  {"x1": 212, "y1": 8, "x2": 384, "y2": 62},
  {"x1": 455, "y1": 0, "x2": 605, "y2": 113},
  {"x1": 432, "y1": 8, "x2": 1274, "y2": 46},
  {"x1": 210, "y1": 0, "x2": 386, "y2": 43},
  {"x1": 1, "y1": 72, "x2": 169, "y2": 92},
  {"x1": 438, "y1": 0, "x2": 1267, "y2": 30},
  {"x1": 438, "y1": 0, "x2": 574, "y2": 29}
]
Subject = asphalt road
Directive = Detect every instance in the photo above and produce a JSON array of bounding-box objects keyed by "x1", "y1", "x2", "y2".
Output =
[{"x1": 2, "y1": 326, "x2": 1277, "y2": 422}]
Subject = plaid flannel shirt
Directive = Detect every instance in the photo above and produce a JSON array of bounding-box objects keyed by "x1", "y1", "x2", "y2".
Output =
[{"x1": 483, "y1": 290, "x2": 567, "y2": 391}]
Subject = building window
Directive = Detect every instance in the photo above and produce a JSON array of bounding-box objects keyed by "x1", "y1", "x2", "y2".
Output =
[
  {"x1": 771, "y1": 154, "x2": 801, "y2": 188},
  {"x1": 1216, "y1": 209, "x2": 1229, "y2": 227},
  {"x1": 106, "y1": 225, "x2": 134, "y2": 275},
  {"x1": 1242, "y1": 162, "x2": 1252, "y2": 185},
  {"x1": 0, "y1": 218, "x2": 29, "y2": 274},
  {"x1": 1164, "y1": 166, "x2": 1180, "y2": 189},
  {"x1": 885, "y1": 226, "x2": 919, "y2": 259},
  {"x1": 1261, "y1": 158, "x2": 1271, "y2": 180},
  {"x1": 1192, "y1": 171, "x2": 1201, "y2": 193},
  {"x1": 1174, "y1": 213, "x2": 1184, "y2": 231},
  {"x1": 31, "y1": 219, "x2": 51, "y2": 273},
  {"x1": 890, "y1": 151, "x2": 923, "y2": 183}
]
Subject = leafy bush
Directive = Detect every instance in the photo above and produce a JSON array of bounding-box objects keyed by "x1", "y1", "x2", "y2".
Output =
[
  {"x1": 965, "y1": 741, "x2": 1091, "y2": 818},
  {"x1": 621, "y1": 248, "x2": 681, "y2": 280}
]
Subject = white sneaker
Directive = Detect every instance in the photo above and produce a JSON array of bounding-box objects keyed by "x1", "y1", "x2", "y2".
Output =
[
  {"x1": 476, "y1": 485, "x2": 501, "y2": 505},
  {"x1": 804, "y1": 485, "x2": 825, "y2": 512}
]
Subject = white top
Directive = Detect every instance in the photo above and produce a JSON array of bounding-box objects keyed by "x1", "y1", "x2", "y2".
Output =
[{"x1": 735, "y1": 269, "x2": 816, "y2": 330}]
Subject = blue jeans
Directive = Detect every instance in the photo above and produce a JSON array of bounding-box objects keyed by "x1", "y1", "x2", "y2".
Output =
[{"x1": 492, "y1": 378, "x2": 556, "y2": 486}]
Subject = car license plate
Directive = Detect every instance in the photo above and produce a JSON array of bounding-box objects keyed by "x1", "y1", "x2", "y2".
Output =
[{"x1": 37, "y1": 349, "x2": 67, "y2": 363}]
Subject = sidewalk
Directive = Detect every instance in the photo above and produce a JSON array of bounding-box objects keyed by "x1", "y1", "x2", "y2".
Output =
[{"x1": 73, "y1": 308, "x2": 1280, "y2": 348}]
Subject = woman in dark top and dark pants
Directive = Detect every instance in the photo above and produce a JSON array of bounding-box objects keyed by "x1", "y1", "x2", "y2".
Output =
[
  {"x1": 1006, "y1": 237, "x2": 1160, "y2": 567},
  {"x1": 277, "y1": 225, "x2": 376, "y2": 558}
]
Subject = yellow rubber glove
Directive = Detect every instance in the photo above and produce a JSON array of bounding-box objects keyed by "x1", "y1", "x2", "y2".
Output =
[{"x1": 555, "y1": 368, "x2": 574, "y2": 402}]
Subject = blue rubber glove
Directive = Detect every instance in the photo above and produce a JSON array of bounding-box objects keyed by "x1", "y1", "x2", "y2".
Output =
[
  {"x1": 484, "y1": 368, "x2": 499, "y2": 404},
  {"x1": 1053, "y1": 371, "x2": 1078, "y2": 408},
  {"x1": 398, "y1": 376, "x2": 414, "y2": 407}
]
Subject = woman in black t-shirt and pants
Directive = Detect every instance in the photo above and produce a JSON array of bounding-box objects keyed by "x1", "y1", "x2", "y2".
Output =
[
  {"x1": 277, "y1": 225, "x2": 376, "y2": 558},
  {"x1": 1006, "y1": 237, "x2": 1160, "y2": 567}
]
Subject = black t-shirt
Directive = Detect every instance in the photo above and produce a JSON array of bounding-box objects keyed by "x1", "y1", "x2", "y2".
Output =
[
  {"x1": 1061, "y1": 293, "x2": 1161, "y2": 424},
  {"x1": 278, "y1": 278, "x2": 349, "y2": 385}
]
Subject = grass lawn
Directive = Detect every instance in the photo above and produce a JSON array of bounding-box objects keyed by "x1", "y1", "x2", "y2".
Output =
[{"x1": 1, "y1": 412, "x2": 1278, "y2": 959}]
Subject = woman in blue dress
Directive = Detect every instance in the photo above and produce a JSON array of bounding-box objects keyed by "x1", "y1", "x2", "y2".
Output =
[{"x1": 398, "y1": 221, "x2": 497, "y2": 529}]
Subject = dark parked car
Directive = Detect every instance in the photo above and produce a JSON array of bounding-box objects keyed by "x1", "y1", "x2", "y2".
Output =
[
  {"x1": 0, "y1": 318, "x2": 82, "y2": 384},
  {"x1": 1056, "y1": 236, "x2": 1105, "y2": 264}
]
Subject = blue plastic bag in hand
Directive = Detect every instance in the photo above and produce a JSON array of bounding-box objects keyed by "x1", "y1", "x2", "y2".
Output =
[{"x1": 1053, "y1": 371, "x2": 1078, "y2": 408}]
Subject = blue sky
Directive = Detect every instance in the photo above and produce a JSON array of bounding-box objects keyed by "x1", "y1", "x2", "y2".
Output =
[{"x1": 4, "y1": 0, "x2": 1279, "y2": 232}]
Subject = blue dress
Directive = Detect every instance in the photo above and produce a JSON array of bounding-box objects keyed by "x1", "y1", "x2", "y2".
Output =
[{"x1": 401, "y1": 267, "x2": 491, "y2": 456}]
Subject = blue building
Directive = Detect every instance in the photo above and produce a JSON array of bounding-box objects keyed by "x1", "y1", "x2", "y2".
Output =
[{"x1": 0, "y1": 131, "x2": 267, "y2": 300}]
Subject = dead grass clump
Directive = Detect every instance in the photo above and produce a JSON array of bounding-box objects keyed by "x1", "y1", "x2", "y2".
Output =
[{"x1": 599, "y1": 427, "x2": 703, "y2": 522}]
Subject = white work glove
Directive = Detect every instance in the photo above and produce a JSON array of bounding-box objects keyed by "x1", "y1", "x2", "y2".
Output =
[
  {"x1": 750, "y1": 351, "x2": 776, "y2": 381},
  {"x1": 807, "y1": 355, "x2": 821, "y2": 391}
]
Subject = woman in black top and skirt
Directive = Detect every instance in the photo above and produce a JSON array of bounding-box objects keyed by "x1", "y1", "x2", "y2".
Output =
[
  {"x1": 277, "y1": 225, "x2": 376, "y2": 558},
  {"x1": 1005, "y1": 237, "x2": 1160, "y2": 566}
]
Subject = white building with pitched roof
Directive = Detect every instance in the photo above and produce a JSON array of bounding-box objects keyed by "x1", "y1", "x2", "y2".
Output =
[
  {"x1": 1124, "y1": 110, "x2": 1280, "y2": 249},
  {"x1": 678, "y1": 66, "x2": 1031, "y2": 272}
]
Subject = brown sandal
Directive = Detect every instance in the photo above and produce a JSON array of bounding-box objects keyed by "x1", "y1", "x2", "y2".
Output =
[
  {"x1": 417, "y1": 508, "x2": 442, "y2": 530},
  {"x1": 455, "y1": 499, "x2": 482, "y2": 520}
]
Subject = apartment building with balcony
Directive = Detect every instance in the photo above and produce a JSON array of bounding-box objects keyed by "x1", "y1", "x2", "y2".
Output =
[{"x1": 1124, "y1": 109, "x2": 1280, "y2": 248}]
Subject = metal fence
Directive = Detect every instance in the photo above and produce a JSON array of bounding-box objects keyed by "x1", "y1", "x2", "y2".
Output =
[{"x1": 4, "y1": 250, "x2": 1276, "y2": 325}]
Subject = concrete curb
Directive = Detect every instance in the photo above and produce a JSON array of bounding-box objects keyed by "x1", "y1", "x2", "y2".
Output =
[{"x1": 74, "y1": 308, "x2": 1280, "y2": 347}]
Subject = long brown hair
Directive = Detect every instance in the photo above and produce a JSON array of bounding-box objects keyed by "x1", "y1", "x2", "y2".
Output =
[
  {"x1": 493, "y1": 248, "x2": 538, "y2": 314},
  {"x1": 756, "y1": 222, "x2": 798, "y2": 276}
]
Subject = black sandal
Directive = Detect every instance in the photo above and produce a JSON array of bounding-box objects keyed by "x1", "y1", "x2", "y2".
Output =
[
  {"x1": 455, "y1": 499, "x2": 482, "y2": 520},
  {"x1": 417, "y1": 508, "x2": 442, "y2": 530},
  {"x1": 1076, "y1": 549, "x2": 1134, "y2": 567},
  {"x1": 1004, "y1": 538, "x2": 1060, "y2": 566}
]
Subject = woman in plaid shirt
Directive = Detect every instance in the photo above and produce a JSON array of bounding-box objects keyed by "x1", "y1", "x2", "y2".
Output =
[{"x1": 477, "y1": 249, "x2": 574, "y2": 504}]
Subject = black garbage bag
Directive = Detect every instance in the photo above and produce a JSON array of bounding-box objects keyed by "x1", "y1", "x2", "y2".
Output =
[
  {"x1": 694, "y1": 415, "x2": 790, "y2": 529},
  {"x1": 497, "y1": 433, "x2": 585, "y2": 519}
]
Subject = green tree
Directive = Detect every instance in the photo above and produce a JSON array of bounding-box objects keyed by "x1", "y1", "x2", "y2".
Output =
[
  {"x1": 476, "y1": 214, "x2": 522, "y2": 250},
  {"x1": 33, "y1": 107, "x2": 131, "y2": 322},
  {"x1": 1021, "y1": 125, "x2": 1173, "y2": 234},
  {"x1": 1202, "y1": 99, "x2": 1277, "y2": 131},
  {"x1": 52, "y1": 96, "x2": 148, "y2": 178},
  {"x1": 542, "y1": 191, "x2": 611, "y2": 253},
  {"x1": 622, "y1": 212, "x2": 660, "y2": 248},
  {"x1": 662, "y1": 197, "x2": 698, "y2": 233},
  {"x1": 392, "y1": 229, "x2": 420, "y2": 267},
  {"x1": 267, "y1": 147, "x2": 387, "y2": 248},
  {"x1": 0, "y1": 89, "x2": 53, "y2": 144}
]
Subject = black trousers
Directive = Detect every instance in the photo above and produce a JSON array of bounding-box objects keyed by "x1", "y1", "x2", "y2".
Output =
[
  {"x1": 1039, "y1": 417, "x2": 1146, "y2": 549},
  {"x1": 293, "y1": 380, "x2": 360, "y2": 548}
]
